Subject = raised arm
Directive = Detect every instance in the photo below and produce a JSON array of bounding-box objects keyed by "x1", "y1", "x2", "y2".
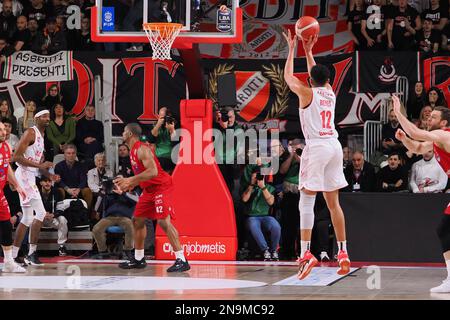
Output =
[
  {"x1": 392, "y1": 95, "x2": 450, "y2": 145},
  {"x1": 395, "y1": 129, "x2": 433, "y2": 155},
  {"x1": 282, "y1": 29, "x2": 312, "y2": 106},
  {"x1": 302, "y1": 34, "x2": 332, "y2": 91}
]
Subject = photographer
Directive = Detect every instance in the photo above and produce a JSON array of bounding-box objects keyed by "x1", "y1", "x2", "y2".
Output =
[
  {"x1": 214, "y1": 107, "x2": 243, "y2": 194},
  {"x1": 150, "y1": 107, "x2": 177, "y2": 173},
  {"x1": 91, "y1": 178, "x2": 137, "y2": 260},
  {"x1": 241, "y1": 167, "x2": 280, "y2": 261}
]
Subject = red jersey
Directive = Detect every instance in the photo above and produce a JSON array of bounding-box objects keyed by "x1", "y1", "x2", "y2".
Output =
[
  {"x1": 433, "y1": 128, "x2": 450, "y2": 178},
  {"x1": 0, "y1": 142, "x2": 11, "y2": 221},
  {"x1": 130, "y1": 141, "x2": 173, "y2": 194}
]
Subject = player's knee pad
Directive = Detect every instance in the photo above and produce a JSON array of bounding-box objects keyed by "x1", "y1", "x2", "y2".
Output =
[
  {"x1": 20, "y1": 211, "x2": 34, "y2": 227},
  {"x1": 299, "y1": 191, "x2": 316, "y2": 230}
]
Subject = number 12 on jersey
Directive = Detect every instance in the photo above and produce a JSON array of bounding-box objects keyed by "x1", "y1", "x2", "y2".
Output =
[{"x1": 320, "y1": 111, "x2": 332, "y2": 129}]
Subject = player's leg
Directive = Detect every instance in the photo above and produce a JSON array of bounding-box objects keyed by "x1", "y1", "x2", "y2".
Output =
[
  {"x1": 12, "y1": 205, "x2": 34, "y2": 264},
  {"x1": 25, "y1": 199, "x2": 47, "y2": 266},
  {"x1": 158, "y1": 215, "x2": 190, "y2": 272},
  {"x1": 297, "y1": 188, "x2": 319, "y2": 280},
  {"x1": 1, "y1": 220, "x2": 26, "y2": 273},
  {"x1": 119, "y1": 216, "x2": 147, "y2": 269},
  {"x1": 431, "y1": 215, "x2": 450, "y2": 293},
  {"x1": 322, "y1": 190, "x2": 350, "y2": 275}
]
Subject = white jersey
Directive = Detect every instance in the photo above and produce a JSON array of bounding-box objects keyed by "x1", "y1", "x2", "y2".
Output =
[
  {"x1": 299, "y1": 86, "x2": 338, "y2": 141},
  {"x1": 16, "y1": 126, "x2": 45, "y2": 176}
]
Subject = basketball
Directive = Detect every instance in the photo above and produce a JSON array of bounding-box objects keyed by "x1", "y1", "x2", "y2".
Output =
[{"x1": 295, "y1": 16, "x2": 320, "y2": 40}]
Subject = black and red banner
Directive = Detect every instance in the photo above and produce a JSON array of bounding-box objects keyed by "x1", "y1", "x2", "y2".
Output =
[{"x1": 0, "y1": 51, "x2": 448, "y2": 138}]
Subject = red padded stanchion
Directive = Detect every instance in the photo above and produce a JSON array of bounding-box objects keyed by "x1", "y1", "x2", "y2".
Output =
[{"x1": 155, "y1": 99, "x2": 237, "y2": 260}]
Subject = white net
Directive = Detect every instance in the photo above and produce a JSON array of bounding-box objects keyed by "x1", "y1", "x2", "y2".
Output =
[{"x1": 143, "y1": 23, "x2": 183, "y2": 60}]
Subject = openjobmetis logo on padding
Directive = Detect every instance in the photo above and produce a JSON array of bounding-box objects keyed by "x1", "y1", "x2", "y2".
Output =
[{"x1": 163, "y1": 242, "x2": 227, "y2": 256}]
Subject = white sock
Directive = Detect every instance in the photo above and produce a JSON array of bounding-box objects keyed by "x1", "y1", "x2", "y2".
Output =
[
  {"x1": 28, "y1": 244, "x2": 37, "y2": 256},
  {"x1": 175, "y1": 250, "x2": 186, "y2": 262},
  {"x1": 12, "y1": 246, "x2": 19, "y2": 259},
  {"x1": 446, "y1": 260, "x2": 450, "y2": 280},
  {"x1": 300, "y1": 241, "x2": 311, "y2": 258},
  {"x1": 338, "y1": 241, "x2": 347, "y2": 252},
  {"x1": 135, "y1": 249, "x2": 144, "y2": 261},
  {"x1": 3, "y1": 248, "x2": 13, "y2": 263}
]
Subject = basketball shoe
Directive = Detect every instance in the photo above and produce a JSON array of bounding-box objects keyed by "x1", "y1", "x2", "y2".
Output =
[
  {"x1": 337, "y1": 250, "x2": 351, "y2": 275},
  {"x1": 2, "y1": 261, "x2": 26, "y2": 273},
  {"x1": 167, "y1": 259, "x2": 190, "y2": 272},
  {"x1": 119, "y1": 257, "x2": 147, "y2": 269},
  {"x1": 297, "y1": 250, "x2": 318, "y2": 280},
  {"x1": 430, "y1": 279, "x2": 450, "y2": 293}
]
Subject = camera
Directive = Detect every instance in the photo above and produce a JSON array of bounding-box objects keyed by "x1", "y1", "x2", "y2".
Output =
[
  {"x1": 220, "y1": 109, "x2": 229, "y2": 122},
  {"x1": 295, "y1": 148, "x2": 303, "y2": 156},
  {"x1": 101, "y1": 176, "x2": 115, "y2": 194},
  {"x1": 163, "y1": 109, "x2": 175, "y2": 126},
  {"x1": 253, "y1": 166, "x2": 264, "y2": 181}
]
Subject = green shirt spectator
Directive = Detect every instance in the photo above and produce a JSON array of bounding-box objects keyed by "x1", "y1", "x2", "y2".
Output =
[
  {"x1": 151, "y1": 107, "x2": 176, "y2": 172},
  {"x1": 46, "y1": 103, "x2": 76, "y2": 156}
]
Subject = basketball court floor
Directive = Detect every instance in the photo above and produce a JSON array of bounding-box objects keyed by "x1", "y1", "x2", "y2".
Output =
[{"x1": 0, "y1": 258, "x2": 448, "y2": 300}]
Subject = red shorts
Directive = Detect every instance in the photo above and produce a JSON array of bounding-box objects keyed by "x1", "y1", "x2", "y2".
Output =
[
  {"x1": 0, "y1": 194, "x2": 10, "y2": 222},
  {"x1": 134, "y1": 188, "x2": 175, "y2": 220}
]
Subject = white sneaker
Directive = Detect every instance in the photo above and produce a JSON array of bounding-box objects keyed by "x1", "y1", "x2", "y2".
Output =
[
  {"x1": 430, "y1": 279, "x2": 450, "y2": 293},
  {"x1": 2, "y1": 261, "x2": 26, "y2": 273}
]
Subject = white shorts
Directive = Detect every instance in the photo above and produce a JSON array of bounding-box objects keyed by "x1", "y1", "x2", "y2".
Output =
[
  {"x1": 299, "y1": 139, "x2": 348, "y2": 192},
  {"x1": 15, "y1": 167, "x2": 42, "y2": 206}
]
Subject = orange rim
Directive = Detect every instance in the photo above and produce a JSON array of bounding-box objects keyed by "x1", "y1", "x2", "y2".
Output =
[{"x1": 143, "y1": 23, "x2": 183, "y2": 32}]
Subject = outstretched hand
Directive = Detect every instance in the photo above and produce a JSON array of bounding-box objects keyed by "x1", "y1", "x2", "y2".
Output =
[
  {"x1": 301, "y1": 34, "x2": 318, "y2": 53},
  {"x1": 282, "y1": 29, "x2": 298, "y2": 52},
  {"x1": 395, "y1": 128, "x2": 407, "y2": 142},
  {"x1": 392, "y1": 94, "x2": 402, "y2": 115}
]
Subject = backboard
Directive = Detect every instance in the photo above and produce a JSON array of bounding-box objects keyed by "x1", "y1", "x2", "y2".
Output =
[{"x1": 91, "y1": 0, "x2": 242, "y2": 48}]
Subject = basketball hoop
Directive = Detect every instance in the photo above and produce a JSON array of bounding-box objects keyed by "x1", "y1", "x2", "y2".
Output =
[{"x1": 143, "y1": 23, "x2": 183, "y2": 60}]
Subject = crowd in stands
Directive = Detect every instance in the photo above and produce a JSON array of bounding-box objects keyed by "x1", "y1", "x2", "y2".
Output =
[{"x1": 347, "y1": 0, "x2": 450, "y2": 53}]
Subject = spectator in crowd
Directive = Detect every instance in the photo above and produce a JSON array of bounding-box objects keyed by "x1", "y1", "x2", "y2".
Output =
[
  {"x1": 0, "y1": 33, "x2": 14, "y2": 60},
  {"x1": 377, "y1": 152, "x2": 408, "y2": 192},
  {"x1": 11, "y1": 15, "x2": 31, "y2": 51},
  {"x1": 23, "y1": 0, "x2": 51, "y2": 30},
  {"x1": 32, "y1": 16, "x2": 67, "y2": 54},
  {"x1": 75, "y1": 104, "x2": 104, "y2": 160},
  {"x1": 150, "y1": 107, "x2": 176, "y2": 173},
  {"x1": 52, "y1": 0, "x2": 68, "y2": 17},
  {"x1": 343, "y1": 151, "x2": 377, "y2": 192},
  {"x1": 46, "y1": 103, "x2": 76, "y2": 157},
  {"x1": 416, "y1": 18, "x2": 441, "y2": 53},
  {"x1": 407, "y1": 81, "x2": 427, "y2": 121},
  {"x1": 92, "y1": 183, "x2": 136, "y2": 260},
  {"x1": 27, "y1": 17, "x2": 39, "y2": 47},
  {"x1": 417, "y1": 105, "x2": 433, "y2": 129},
  {"x1": 0, "y1": 0, "x2": 17, "y2": 42},
  {"x1": 382, "y1": 109, "x2": 403, "y2": 154},
  {"x1": 41, "y1": 84, "x2": 63, "y2": 111},
  {"x1": 54, "y1": 144, "x2": 93, "y2": 209},
  {"x1": 0, "y1": 99, "x2": 17, "y2": 135},
  {"x1": 426, "y1": 87, "x2": 447, "y2": 109},
  {"x1": 410, "y1": 149, "x2": 448, "y2": 193},
  {"x1": 402, "y1": 149, "x2": 423, "y2": 172},
  {"x1": 71, "y1": 16, "x2": 98, "y2": 50},
  {"x1": 1, "y1": 118, "x2": 18, "y2": 151},
  {"x1": 241, "y1": 169, "x2": 280, "y2": 261},
  {"x1": 39, "y1": 176, "x2": 68, "y2": 256},
  {"x1": 421, "y1": 0, "x2": 448, "y2": 31},
  {"x1": 343, "y1": 146, "x2": 352, "y2": 170},
  {"x1": 0, "y1": 0, "x2": 23, "y2": 17},
  {"x1": 347, "y1": 0, "x2": 366, "y2": 50},
  {"x1": 387, "y1": 0, "x2": 421, "y2": 50},
  {"x1": 214, "y1": 107, "x2": 244, "y2": 194},
  {"x1": 361, "y1": 0, "x2": 388, "y2": 50},
  {"x1": 118, "y1": 143, "x2": 133, "y2": 177},
  {"x1": 279, "y1": 138, "x2": 302, "y2": 260},
  {"x1": 88, "y1": 153, "x2": 112, "y2": 218},
  {"x1": 17, "y1": 100, "x2": 36, "y2": 136}
]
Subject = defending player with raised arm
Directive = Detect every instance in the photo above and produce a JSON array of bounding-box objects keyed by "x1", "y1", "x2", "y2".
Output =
[
  {"x1": 392, "y1": 95, "x2": 450, "y2": 293},
  {"x1": 283, "y1": 30, "x2": 350, "y2": 280}
]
